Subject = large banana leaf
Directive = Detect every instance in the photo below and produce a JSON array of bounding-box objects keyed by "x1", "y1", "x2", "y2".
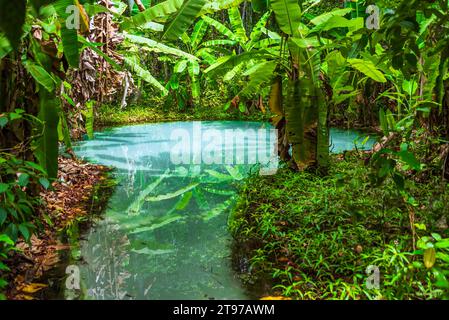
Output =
[
  {"x1": 162, "y1": 0, "x2": 207, "y2": 41},
  {"x1": 285, "y1": 79, "x2": 318, "y2": 170},
  {"x1": 79, "y1": 36, "x2": 123, "y2": 71},
  {"x1": 309, "y1": 8, "x2": 353, "y2": 26},
  {"x1": 204, "y1": 50, "x2": 271, "y2": 76},
  {"x1": 239, "y1": 61, "x2": 277, "y2": 97},
  {"x1": 124, "y1": 34, "x2": 199, "y2": 61},
  {"x1": 121, "y1": 0, "x2": 184, "y2": 29},
  {"x1": 196, "y1": 48, "x2": 217, "y2": 64},
  {"x1": 347, "y1": 58, "x2": 387, "y2": 83},
  {"x1": 124, "y1": 56, "x2": 168, "y2": 95},
  {"x1": 23, "y1": 61, "x2": 58, "y2": 92},
  {"x1": 35, "y1": 86, "x2": 60, "y2": 179},
  {"x1": 200, "y1": 0, "x2": 244, "y2": 15},
  {"x1": 53, "y1": 0, "x2": 84, "y2": 67},
  {"x1": 270, "y1": 0, "x2": 302, "y2": 36},
  {"x1": 252, "y1": 38, "x2": 280, "y2": 49},
  {"x1": 310, "y1": 16, "x2": 363, "y2": 33},
  {"x1": 202, "y1": 15, "x2": 240, "y2": 43},
  {"x1": 248, "y1": 11, "x2": 272, "y2": 49},
  {"x1": 228, "y1": 6, "x2": 248, "y2": 44},
  {"x1": 190, "y1": 20, "x2": 208, "y2": 49},
  {"x1": 188, "y1": 60, "x2": 200, "y2": 99},
  {"x1": 251, "y1": 0, "x2": 268, "y2": 13},
  {"x1": 223, "y1": 62, "x2": 247, "y2": 82}
]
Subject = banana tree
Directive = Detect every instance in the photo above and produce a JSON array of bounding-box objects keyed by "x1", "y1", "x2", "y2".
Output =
[
  {"x1": 0, "y1": 0, "x2": 99, "y2": 178},
  {"x1": 203, "y1": 0, "x2": 331, "y2": 170},
  {"x1": 164, "y1": 19, "x2": 215, "y2": 107}
]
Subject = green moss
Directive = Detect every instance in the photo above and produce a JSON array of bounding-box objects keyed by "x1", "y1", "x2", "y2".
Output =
[
  {"x1": 230, "y1": 153, "x2": 449, "y2": 299},
  {"x1": 96, "y1": 104, "x2": 270, "y2": 128}
]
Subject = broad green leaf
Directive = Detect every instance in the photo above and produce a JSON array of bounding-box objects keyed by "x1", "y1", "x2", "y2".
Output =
[
  {"x1": 200, "y1": 0, "x2": 244, "y2": 15},
  {"x1": 175, "y1": 191, "x2": 193, "y2": 210},
  {"x1": 225, "y1": 165, "x2": 244, "y2": 180},
  {"x1": 228, "y1": 6, "x2": 247, "y2": 43},
  {"x1": 18, "y1": 224, "x2": 31, "y2": 242},
  {"x1": 0, "y1": 34, "x2": 12, "y2": 59},
  {"x1": 18, "y1": 173, "x2": 30, "y2": 187},
  {"x1": 310, "y1": 8, "x2": 353, "y2": 26},
  {"x1": 39, "y1": 178, "x2": 50, "y2": 190},
  {"x1": 79, "y1": 36, "x2": 123, "y2": 71},
  {"x1": 436, "y1": 239, "x2": 449, "y2": 249},
  {"x1": 124, "y1": 56, "x2": 169, "y2": 95},
  {"x1": 270, "y1": 0, "x2": 302, "y2": 36},
  {"x1": 248, "y1": 11, "x2": 272, "y2": 48},
  {"x1": 252, "y1": 0, "x2": 268, "y2": 13},
  {"x1": 239, "y1": 61, "x2": 277, "y2": 97},
  {"x1": 162, "y1": 0, "x2": 207, "y2": 41},
  {"x1": 35, "y1": 87, "x2": 60, "y2": 179},
  {"x1": 202, "y1": 15, "x2": 239, "y2": 42},
  {"x1": 53, "y1": 0, "x2": 81, "y2": 67},
  {"x1": 124, "y1": 34, "x2": 199, "y2": 61},
  {"x1": 188, "y1": 60, "x2": 200, "y2": 98},
  {"x1": 0, "y1": 234, "x2": 13, "y2": 245},
  {"x1": 347, "y1": 58, "x2": 387, "y2": 83},
  {"x1": 190, "y1": 20, "x2": 208, "y2": 49},
  {"x1": 0, "y1": 115, "x2": 8, "y2": 128},
  {"x1": 205, "y1": 169, "x2": 233, "y2": 181},
  {"x1": 311, "y1": 15, "x2": 363, "y2": 33},
  {"x1": 174, "y1": 59, "x2": 188, "y2": 73},
  {"x1": 122, "y1": 0, "x2": 184, "y2": 29},
  {"x1": 23, "y1": 61, "x2": 57, "y2": 92}
]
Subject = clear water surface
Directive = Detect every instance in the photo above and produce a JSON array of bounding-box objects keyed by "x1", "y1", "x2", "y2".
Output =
[{"x1": 71, "y1": 121, "x2": 376, "y2": 300}]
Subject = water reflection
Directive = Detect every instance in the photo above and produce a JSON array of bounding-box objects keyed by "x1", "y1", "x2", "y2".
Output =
[{"x1": 72, "y1": 122, "x2": 375, "y2": 300}]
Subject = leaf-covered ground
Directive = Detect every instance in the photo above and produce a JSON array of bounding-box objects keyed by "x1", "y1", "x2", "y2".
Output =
[{"x1": 4, "y1": 157, "x2": 112, "y2": 300}]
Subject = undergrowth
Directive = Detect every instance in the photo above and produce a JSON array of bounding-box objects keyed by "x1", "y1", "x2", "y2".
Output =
[{"x1": 230, "y1": 153, "x2": 449, "y2": 300}]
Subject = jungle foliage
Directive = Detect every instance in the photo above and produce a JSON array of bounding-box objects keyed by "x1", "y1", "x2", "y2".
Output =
[{"x1": 1, "y1": 0, "x2": 449, "y2": 300}]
